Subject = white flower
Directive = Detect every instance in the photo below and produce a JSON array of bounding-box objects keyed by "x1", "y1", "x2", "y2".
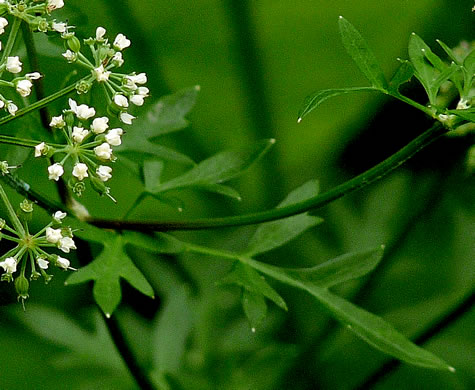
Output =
[
  {"x1": 91, "y1": 117, "x2": 109, "y2": 134},
  {"x1": 69, "y1": 99, "x2": 95, "y2": 120},
  {"x1": 52, "y1": 21, "x2": 67, "y2": 33},
  {"x1": 128, "y1": 73, "x2": 147, "y2": 85},
  {"x1": 0, "y1": 257, "x2": 17, "y2": 274},
  {"x1": 114, "y1": 94, "x2": 129, "y2": 108},
  {"x1": 130, "y1": 95, "x2": 144, "y2": 106},
  {"x1": 46, "y1": 227, "x2": 62, "y2": 243},
  {"x1": 72, "y1": 162, "x2": 89, "y2": 180},
  {"x1": 96, "y1": 165, "x2": 112, "y2": 181},
  {"x1": 119, "y1": 112, "x2": 135, "y2": 125},
  {"x1": 16, "y1": 79, "x2": 33, "y2": 97},
  {"x1": 0, "y1": 101, "x2": 4, "y2": 109},
  {"x1": 137, "y1": 86, "x2": 150, "y2": 97},
  {"x1": 47, "y1": 0, "x2": 64, "y2": 11},
  {"x1": 53, "y1": 211, "x2": 67, "y2": 222},
  {"x1": 96, "y1": 27, "x2": 106, "y2": 41},
  {"x1": 0, "y1": 17, "x2": 8, "y2": 35},
  {"x1": 50, "y1": 115, "x2": 65, "y2": 128},
  {"x1": 112, "y1": 52, "x2": 124, "y2": 67},
  {"x1": 93, "y1": 64, "x2": 110, "y2": 82},
  {"x1": 58, "y1": 237, "x2": 76, "y2": 253},
  {"x1": 37, "y1": 257, "x2": 49, "y2": 270},
  {"x1": 72, "y1": 126, "x2": 89, "y2": 143},
  {"x1": 456, "y1": 98, "x2": 470, "y2": 110},
  {"x1": 62, "y1": 49, "x2": 77, "y2": 62},
  {"x1": 6, "y1": 56, "x2": 22, "y2": 73},
  {"x1": 26, "y1": 72, "x2": 42, "y2": 80},
  {"x1": 113, "y1": 33, "x2": 131, "y2": 50},
  {"x1": 7, "y1": 102, "x2": 17, "y2": 115},
  {"x1": 94, "y1": 143, "x2": 112, "y2": 160},
  {"x1": 105, "y1": 128, "x2": 123, "y2": 146},
  {"x1": 34, "y1": 142, "x2": 47, "y2": 157},
  {"x1": 56, "y1": 256, "x2": 70, "y2": 269},
  {"x1": 48, "y1": 163, "x2": 64, "y2": 181}
]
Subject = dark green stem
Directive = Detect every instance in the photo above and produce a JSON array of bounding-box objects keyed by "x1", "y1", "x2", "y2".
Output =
[
  {"x1": 87, "y1": 122, "x2": 448, "y2": 231},
  {"x1": 103, "y1": 313, "x2": 157, "y2": 390}
]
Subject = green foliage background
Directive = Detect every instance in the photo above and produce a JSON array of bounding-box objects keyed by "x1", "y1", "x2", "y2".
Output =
[{"x1": 0, "y1": 0, "x2": 473, "y2": 389}]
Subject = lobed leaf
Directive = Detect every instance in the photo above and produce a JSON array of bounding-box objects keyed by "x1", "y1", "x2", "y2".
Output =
[
  {"x1": 388, "y1": 60, "x2": 414, "y2": 93},
  {"x1": 298, "y1": 87, "x2": 378, "y2": 122},
  {"x1": 218, "y1": 261, "x2": 287, "y2": 311},
  {"x1": 154, "y1": 139, "x2": 274, "y2": 194},
  {"x1": 245, "y1": 180, "x2": 323, "y2": 256},
  {"x1": 338, "y1": 16, "x2": 388, "y2": 90},
  {"x1": 66, "y1": 234, "x2": 155, "y2": 316},
  {"x1": 243, "y1": 248, "x2": 453, "y2": 370}
]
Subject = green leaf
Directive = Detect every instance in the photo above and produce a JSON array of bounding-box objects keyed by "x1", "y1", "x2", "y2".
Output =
[
  {"x1": 245, "y1": 180, "x2": 323, "y2": 256},
  {"x1": 244, "y1": 251, "x2": 453, "y2": 370},
  {"x1": 66, "y1": 232, "x2": 155, "y2": 316},
  {"x1": 143, "y1": 160, "x2": 165, "y2": 192},
  {"x1": 389, "y1": 60, "x2": 414, "y2": 93},
  {"x1": 151, "y1": 286, "x2": 194, "y2": 383},
  {"x1": 154, "y1": 139, "x2": 274, "y2": 194},
  {"x1": 145, "y1": 86, "x2": 200, "y2": 136},
  {"x1": 408, "y1": 33, "x2": 455, "y2": 104},
  {"x1": 448, "y1": 108, "x2": 475, "y2": 122},
  {"x1": 117, "y1": 86, "x2": 199, "y2": 166},
  {"x1": 197, "y1": 183, "x2": 242, "y2": 200},
  {"x1": 298, "y1": 87, "x2": 379, "y2": 122},
  {"x1": 312, "y1": 287, "x2": 452, "y2": 370},
  {"x1": 218, "y1": 262, "x2": 287, "y2": 311},
  {"x1": 338, "y1": 16, "x2": 388, "y2": 90},
  {"x1": 436, "y1": 39, "x2": 462, "y2": 65},
  {"x1": 242, "y1": 289, "x2": 268, "y2": 330}
]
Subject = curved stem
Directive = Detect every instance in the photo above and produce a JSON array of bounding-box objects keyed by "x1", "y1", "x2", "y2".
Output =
[
  {"x1": 0, "y1": 183, "x2": 25, "y2": 235},
  {"x1": 87, "y1": 122, "x2": 448, "y2": 231}
]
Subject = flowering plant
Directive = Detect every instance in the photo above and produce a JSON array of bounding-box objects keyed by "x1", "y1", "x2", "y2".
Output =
[{"x1": 0, "y1": 1, "x2": 472, "y2": 389}]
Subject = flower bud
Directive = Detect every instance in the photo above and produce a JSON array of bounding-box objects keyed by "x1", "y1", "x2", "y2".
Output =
[
  {"x1": 67, "y1": 35, "x2": 81, "y2": 53},
  {"x1": 90, "y1": 175, "x2": 110, "y2": 197},
  {"x1": 18, "y1": 199, "x2": 34, "y2": 223},
  {"x1": 15, "y1": 275, "x2": 30, "y2": 301}
]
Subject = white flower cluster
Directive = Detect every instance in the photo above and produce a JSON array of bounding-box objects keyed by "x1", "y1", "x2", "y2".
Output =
[
  {"x1": 34, "y1": 98, "x2": 122, "y2": 198},
  {"x1": 0, "y1": 208, "x2": 75, "y2": 292},
  {"x1": 61, "y1": 26, "x2": 149, "y2": 124},
  {"x1": 0, "y1": 13, "x2": 43, "y2": 115}
]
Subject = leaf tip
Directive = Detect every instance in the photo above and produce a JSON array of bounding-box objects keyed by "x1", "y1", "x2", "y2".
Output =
[
  {"x1": 380, "y1": 244, "x2": 386, "y2": 251},
  {"x1": 105, "y1": 313, "x2": 111, "y2": 319},
  {"x1": 448, "y1": 366, "x2": 456, "y2": 373},
  {"x1": 251, "y1": 327, "x2": 256, "y2": 333},
  {"x1": 338, "y1": 15, "x2": 344, "y2": 19},
  {"x1": 297, "y1": 117, "x2": 302, "y2": 123},
  {"x1": 194, "y1": 85, "x2": 201, "y2": 91},
  {"x1": 269, "y1": 138, "x2": 276, "y2": 144}
]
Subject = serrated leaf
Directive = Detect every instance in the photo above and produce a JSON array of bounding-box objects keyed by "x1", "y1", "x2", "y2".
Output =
[
  {"x1": 66, "y1": 233, "x2": 155, "y2": 316},
  {"x1": 245, "y1": 180, "x2": 323, "y2": 256},
  {"x1": 244, "y1": 252, "x2": 452, "y2": 370},
  {"x1": 298, "y1": 87, "x2": 378, "y2": 122},
  {"x1": 338, "y1": 16, "x2": 388, "y2": 90},
  {"x1": 218, "y1": 262, "x2": 287, "y2": 311},
  {"x1": 154, "y1": 139, "x2": 274, "y2": 194},
  {"x1": 242, "y1": 289, "x2": 268, "y2": 329},
  {"x1": 389, "y1": 60, "x2": 414, "y2": 93}
]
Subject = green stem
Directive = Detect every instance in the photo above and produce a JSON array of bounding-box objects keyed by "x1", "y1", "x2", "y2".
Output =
[
  {"x1": 0, "y1": 17, "x2": 21, "y2": 70},
  {"x1": 0, "y1": 134, "x2": 56, "y2": 148},
  {"x1": 87, "y1": 122, "x2": 448, "y2": 231},
  {"x1": 0, "y1": 183, "x2": 25, "y2": 236},
  {"x1": 0, "y1": 77, "x2": 87, "y2": 127},
  {"x1": 0, "y1": 173, "x2": 66, "y2": 215}
]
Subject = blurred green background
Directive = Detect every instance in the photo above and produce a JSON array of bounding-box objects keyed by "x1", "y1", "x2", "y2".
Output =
[{"x1": 0, "y1": 0, "x2": 473, "y2": 389}]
